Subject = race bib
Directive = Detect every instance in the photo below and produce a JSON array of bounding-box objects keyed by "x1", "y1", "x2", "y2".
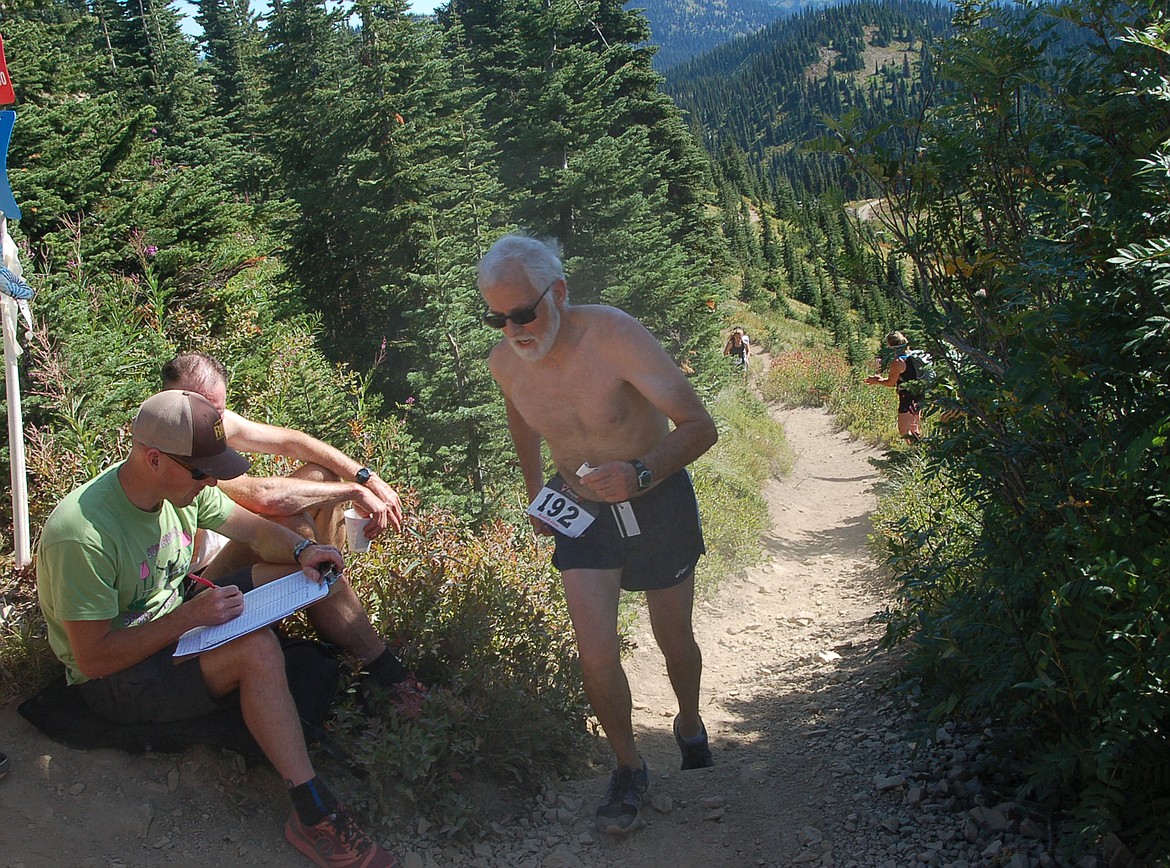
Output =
[{"x1": 528, "y1": 474, "x2": 599, "y2": 537}]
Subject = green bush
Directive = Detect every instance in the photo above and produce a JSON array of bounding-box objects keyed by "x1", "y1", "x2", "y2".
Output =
[
  {"x1": 760, "y1": 346, "x2": 853, "y2": 407},
  {"x1": 837, "y1": 0, "x2": 1170, "y2": 857},
  {"x1": 692, "y1": 386, "x2": 791, "y2": 593},
  {"x1": 329, "y1": 498, "x2": 591, "y2": 834}
]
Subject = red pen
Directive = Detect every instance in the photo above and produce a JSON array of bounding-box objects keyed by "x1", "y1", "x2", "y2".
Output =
[{"x1": 188, "y1": 572, "x2": 217, "y2": 591}]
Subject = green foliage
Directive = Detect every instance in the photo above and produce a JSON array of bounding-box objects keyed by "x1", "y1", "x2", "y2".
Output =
[
  {"x1": 691, "y1": 386, "x2": 792, "y2": 592},
  {"x1": 664, "y1": 0, "x2": 953, "y2": 200},
  {"x1": 828, "y1": 373, "x2": 907, "y2": 448},
  {"x1": 331, "y1": 499, "x2": 592, "y2": 831},
  {"x1": 637, "y1": 0, "x2": 791, "y2": 71},
  {"x1": 761, "y1": 345, "x2": 854, "y2": 407},
  {"x1": 0, "y1": 566, "x2": 58, "y2": 705},
  {"x1": 448, "y1": 0, "x2": 729, "y2": 373},
  {"x1": 835, "y1": 0, "x2": 1170, "y2": 856}
]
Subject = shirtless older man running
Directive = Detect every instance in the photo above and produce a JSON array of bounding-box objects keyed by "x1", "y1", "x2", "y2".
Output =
[{"x1": 479, "y1": 234, "x2": 719, "y2": 835}]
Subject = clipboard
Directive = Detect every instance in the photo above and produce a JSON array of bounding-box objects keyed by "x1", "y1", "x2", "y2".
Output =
[{"x1": 173, "y1": 569, "x2": 335, "y2": 657}]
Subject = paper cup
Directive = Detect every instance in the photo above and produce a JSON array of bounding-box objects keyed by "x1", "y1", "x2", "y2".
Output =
[{"x1": 344, "y1": 508, "x2": 372, "y2": 553}]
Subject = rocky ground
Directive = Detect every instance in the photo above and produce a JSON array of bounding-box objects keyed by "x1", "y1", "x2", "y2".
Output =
[{"x1": 0, "y1": 406, "x2": 1136, "y2": 867}]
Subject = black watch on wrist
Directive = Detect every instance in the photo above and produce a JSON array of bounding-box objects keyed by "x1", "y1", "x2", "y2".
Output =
[
  {"x1": 293, "y1": 538, "x2": 316, "y2": 564},
  {"x1": 355, "y1": 467, "x2": 372, "y2": 486},
  {"x1": 629, "y1": 459, "x2": 653, "y2": 491}
]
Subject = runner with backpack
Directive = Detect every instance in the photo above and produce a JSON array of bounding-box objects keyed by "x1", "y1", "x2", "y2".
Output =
[
  {"x1": 865, "y1": 330, "x2": 928, "y2": 442},
  {"x1": 723, "y1": 326, "x2": 751, "y2": 373}
]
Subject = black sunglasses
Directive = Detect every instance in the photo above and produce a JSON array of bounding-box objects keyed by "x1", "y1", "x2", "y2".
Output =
[
  {"x1": 162, "y1": 452, "x2": 209, "y2": 481},
  {"x1": 483, "y1": 281, "x2": 555, "y2": 329}
]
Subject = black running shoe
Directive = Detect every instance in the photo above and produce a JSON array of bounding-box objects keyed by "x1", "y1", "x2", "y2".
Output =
[
  {"x1": 674, "y1": 716, "x2": 714, "y2": 770},
  {"x1": 595, "y1": 758, "x2": 649, "y2": 834}
]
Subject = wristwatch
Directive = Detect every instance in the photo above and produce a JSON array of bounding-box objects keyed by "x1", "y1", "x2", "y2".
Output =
[
  {"x1": 293, "y1": 538, "x2": 316, "y2": 564},
  {"x1": 355, "y1": 467, "x2": 372, "y2": 486},
  {"x1": 629, "y1": 459, "x2": 653, "y2": 491}
]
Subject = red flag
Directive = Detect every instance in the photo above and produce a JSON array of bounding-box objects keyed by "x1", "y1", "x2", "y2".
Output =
[{"x1": 0, "y1": 36, "x2": 14, "y2": 105}]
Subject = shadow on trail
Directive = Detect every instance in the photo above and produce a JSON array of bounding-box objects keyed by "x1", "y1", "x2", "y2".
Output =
[{"x1": 762, "y1": 512, "x2": 876, "y2": 562}]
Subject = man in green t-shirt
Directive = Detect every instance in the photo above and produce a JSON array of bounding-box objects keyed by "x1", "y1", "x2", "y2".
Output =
[{"x1": 36, "y1": 390, "x2": 398, "y2": 868}]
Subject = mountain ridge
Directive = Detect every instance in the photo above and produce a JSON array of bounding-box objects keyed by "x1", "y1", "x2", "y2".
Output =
[{"x1": 636, "y1": 0, "x2": 842, "y2": 69}]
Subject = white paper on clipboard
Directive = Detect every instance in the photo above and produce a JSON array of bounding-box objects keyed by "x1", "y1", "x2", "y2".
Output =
[{"x1": 174, "y1": 570, "x2": 328, "y2": 657}]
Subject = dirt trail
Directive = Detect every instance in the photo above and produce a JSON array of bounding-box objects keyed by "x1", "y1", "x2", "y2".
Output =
[
  {"x1": 558, "y1": 404, "x2": 893, "y2": 867},
  {"x1": 0, "y1": 405, "x2": 896, "y2": 867}
]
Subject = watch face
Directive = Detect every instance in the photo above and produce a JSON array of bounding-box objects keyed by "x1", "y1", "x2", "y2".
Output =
[
  {"x1": 638, "y1": 470, "x2": 652, "y2": 489},
  {"x1": 356, "y1": 468, "x2": 371, "y2": 485}
]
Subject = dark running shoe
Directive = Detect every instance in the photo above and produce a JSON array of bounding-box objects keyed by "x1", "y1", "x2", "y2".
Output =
[
  {"x1": 595, "y1": 757, "x2": 649, "y2": 834},
  {"x1": 674, "y1": 715, "x2": 714, "y2": 770},
  {"x1": 285, "y1": 806, "x2": 398, "y2": 867}
]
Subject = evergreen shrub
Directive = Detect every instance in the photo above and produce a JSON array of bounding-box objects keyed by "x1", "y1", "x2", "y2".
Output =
[
  {"x1": 761, "y1": 347, "x2": 853, "y2": 407},
  {"x1": 833, "y1": 0, "x2": 1170, "y2": 856},
  {"x1": 331, "y1": 496, "x2": 591, "y2": 833}
]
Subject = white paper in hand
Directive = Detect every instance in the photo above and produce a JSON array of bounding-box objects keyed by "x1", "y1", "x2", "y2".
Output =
[{"x1": 174, "y1": 570, "x2": 329, "y2": 657}]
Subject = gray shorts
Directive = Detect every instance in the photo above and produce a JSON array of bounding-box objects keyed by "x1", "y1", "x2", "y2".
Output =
[
  {"x1": 552, "y1": 469, "x2": 705, "y2": 591},
  {"x1": 75, "y1": 567, "x2": 255, "y2": 724}
]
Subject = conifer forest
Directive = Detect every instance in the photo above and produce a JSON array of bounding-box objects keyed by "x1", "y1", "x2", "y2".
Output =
[{"x1": 1, "y1": 0, "x2": 1170, "y2": 859}]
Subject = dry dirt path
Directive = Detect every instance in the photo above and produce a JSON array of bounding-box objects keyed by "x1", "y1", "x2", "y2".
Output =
[
  {"x1": 536, "y1": 404, "x2": 896, "y2": 868},
  {"x1": 0, "y1": 405, "x2": 905, "y2": 868}
]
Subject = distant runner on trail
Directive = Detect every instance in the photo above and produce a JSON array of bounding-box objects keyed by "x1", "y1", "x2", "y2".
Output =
[
  {"x1": 865, "y1": 330, "x2": 923, "y2": 441},
  {"x1": 723, "y1": 326, "x2": 751, "y2": 372},
  {"x1": 478, "y1": 233, "x2": 719, "y2": 836}
]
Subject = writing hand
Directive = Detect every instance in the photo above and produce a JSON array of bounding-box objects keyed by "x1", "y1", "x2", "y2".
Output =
[{"x1": 186, "y1": 584, "x2": 245, "y2": 626}]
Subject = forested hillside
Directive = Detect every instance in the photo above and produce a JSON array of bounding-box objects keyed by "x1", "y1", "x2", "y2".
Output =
[
  {"x1": 0, "y1": 0, "x2": 896, "y2": 533},
  {"x1": 0, "y1": 0, "x2": 740, "y2": 527},
  {"x1": 3, "y1": 0, "x2": 1170, "y2": 860},
  {"x1": 635, "y1": 0, "x2": 836, "y2": 70},
  {"x1": 664, "y1": 0, "x2": 953, "y2": 197}
]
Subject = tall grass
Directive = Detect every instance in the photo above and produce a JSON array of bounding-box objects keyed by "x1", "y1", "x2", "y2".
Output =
[
  {"x1": 760, "y1": 344, "x2": 925, "y2": 449},
  {"x1": 692, "y1": 384, "x2": 792, "y2": 594}
]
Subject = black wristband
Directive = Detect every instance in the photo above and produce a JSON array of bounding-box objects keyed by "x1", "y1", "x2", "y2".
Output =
[{"x1": 293, "y1": 538, "x2": 316, "y2": 563}]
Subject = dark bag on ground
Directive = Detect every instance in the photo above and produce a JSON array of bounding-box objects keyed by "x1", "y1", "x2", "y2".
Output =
[{"x1": 16, "y1": 636, "x2": 341, "y2": 762}]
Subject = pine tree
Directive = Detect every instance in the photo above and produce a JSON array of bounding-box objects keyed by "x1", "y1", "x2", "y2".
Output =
[{"x1": 444, "y1": 0, "x2": 726, "y2": 361}]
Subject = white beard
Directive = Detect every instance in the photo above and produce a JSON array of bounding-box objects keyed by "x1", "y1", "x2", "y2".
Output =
[{"x1": 509, "y1": 301, "x2": 561, "y2": 361}]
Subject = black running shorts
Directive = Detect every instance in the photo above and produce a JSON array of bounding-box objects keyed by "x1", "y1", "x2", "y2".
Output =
[{"x1": 552, "y1": 469, "x2": 706, "y2": 591}]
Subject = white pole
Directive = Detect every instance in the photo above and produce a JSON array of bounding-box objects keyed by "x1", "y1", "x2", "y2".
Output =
[{"x1": 1, "y1": 213, "x2": 30, "y2": 567}]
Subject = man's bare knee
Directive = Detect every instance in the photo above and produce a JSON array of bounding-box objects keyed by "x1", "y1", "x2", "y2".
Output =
[
  {"x1": 289, "y1": 462, "x2": 340, "y2": 484},
  {"x1": 575, "y1": 632, "x2": 623, "y2": 677},
  {"x1": 227, "y1": 628, "x2": 284, "y2": 670},
  {"x1": 201, "y1": 629, "x2": 286, "y2": 697}
]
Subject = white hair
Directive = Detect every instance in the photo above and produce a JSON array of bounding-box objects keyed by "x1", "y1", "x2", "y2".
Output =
[{"x1": 477, "y1": 233, "x2": 566, "y2": 298}]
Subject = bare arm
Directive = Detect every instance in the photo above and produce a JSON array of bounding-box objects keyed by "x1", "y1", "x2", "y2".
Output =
[
  {"x1": 866, "y1": 357, "x2": 906, "y2": 388},
  {"x1": 504, "y1": 397, "x2": 548, "y2": 503},
  {"x1": 580, "y1": 318, "x2": 718, "y2": 503},
  {"x1": 216, "y1": 506, "x2": 344, "y2": 582},
  {"x1": 63, "y1": 589, "x2": 245, "y2": 680},
  {"x1": 491, "y1": 347, "x2": 555, "y2": 537},
  {"x1": 217, "y1": 475, "x2": 381, "y2": 522},
  {"x1": 222, "y1": 410, "x2": 402, "y2": 533}
]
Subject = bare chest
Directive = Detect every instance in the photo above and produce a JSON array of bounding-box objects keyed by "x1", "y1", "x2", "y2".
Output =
[{"x1": 509, "y1": 366, "x2": 635, "y2": 446}]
